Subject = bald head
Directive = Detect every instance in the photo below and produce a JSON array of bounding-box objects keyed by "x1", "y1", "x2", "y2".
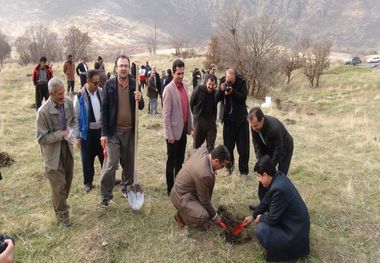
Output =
[{"x1": 225, "y1": 68, "x2": 237, "y2": 83}]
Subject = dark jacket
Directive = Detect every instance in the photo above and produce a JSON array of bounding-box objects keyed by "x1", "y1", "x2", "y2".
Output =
[
  {"x1": 255, "y1": 172, "x2": 310, "y2": 261},
  {"x1": 216, "y1": 75, "x2": 248, "y2": 123},
  {"x1": 32, "y1": 64, "x2": 53, "y2": 86},
  {"x1": 163, "y1": 75, "x2": 173, "y2": 92},
  {"x1": 190, "y1": 85, "x2": 217, "y2": 121},
  {"x1": 155, "y1": 72, "x2": 162, "y2": 95},
  {"x1": 101, "y1": 77, "x2": 144, "y2": 137},
  {"x1": 252, "y1": 115, "x2": 293, "y2": 167},
  {"x1": 76, "y1": 62, "x2": 88, "y2": 76},
  {"x1": 147, "y1": 77, "x2": 158, "y2": 99}
]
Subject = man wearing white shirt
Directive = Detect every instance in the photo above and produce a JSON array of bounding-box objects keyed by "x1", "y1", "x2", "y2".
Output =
[
  {"x1": 76, "y1": 57, "x2": 89, "y2": 88},
  {"x1": 74, "y1": 70, "x2": 104, "y2": 192}
]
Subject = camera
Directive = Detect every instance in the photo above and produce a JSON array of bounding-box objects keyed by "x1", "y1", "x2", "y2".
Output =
[
  {"x1": 0, "y1": 235, "x2": 14, "y2": 254},
  {"x1": 224, "y1": 81, "x2": 233, "y2": 92}
]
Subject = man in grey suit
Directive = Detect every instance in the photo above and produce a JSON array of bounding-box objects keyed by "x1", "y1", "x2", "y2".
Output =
[
  {"x1": 36, "y1": 77, "x2": 75, "y2": 227},
  {"x1": 170, "y1": 145, "x2": 230, "y2": 228},
  {"x1": 162, "y1": 59, "x2": 193, "y2": 195}
]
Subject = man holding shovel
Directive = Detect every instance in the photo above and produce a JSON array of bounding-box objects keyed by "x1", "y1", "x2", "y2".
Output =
[
  {"x1": 100, "y1": 55, "x2": 144, "y2": 208},
  {"x1": 170, "y1": 145, "x2": 230, "y2": 228}
]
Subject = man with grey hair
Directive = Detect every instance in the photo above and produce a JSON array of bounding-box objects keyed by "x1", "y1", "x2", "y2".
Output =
[{"x1": 36, "y1": 77, "x2": 75, "y2": 227}]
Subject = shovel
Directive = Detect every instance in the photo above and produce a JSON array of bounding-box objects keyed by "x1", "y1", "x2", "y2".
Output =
[
  {"x1": 232, "y1": 223, "x2": 245, "y2": 236},
  {"x1": 127, "y1": 66, "x2": 145, "y2": 210}
]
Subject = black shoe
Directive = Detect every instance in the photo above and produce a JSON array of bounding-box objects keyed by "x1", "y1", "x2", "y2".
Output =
[{"x1": 249, "y1": 204, "x2": 258, "y2": 211}]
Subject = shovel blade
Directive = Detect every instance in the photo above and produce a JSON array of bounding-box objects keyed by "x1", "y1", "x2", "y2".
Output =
[
  {"x1": 232, "y1": 223, "x2": 245, "y2": 236},
  {"x1": 127, "y1": 187, "x2": 144, "y2": 210}
]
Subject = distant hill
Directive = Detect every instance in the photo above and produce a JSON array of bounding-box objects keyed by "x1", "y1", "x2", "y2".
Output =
[{"x1": 0, "y1": 0, "x2": 379, "y2": 53}]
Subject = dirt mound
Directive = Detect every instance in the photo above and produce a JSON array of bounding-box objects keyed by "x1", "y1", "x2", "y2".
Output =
[
  {"x1": 217, "y1": 206, "x2": 252, "y2": 245},
  {"x1": 0, "y1": 152, "x2": 14, "y2": 168}
]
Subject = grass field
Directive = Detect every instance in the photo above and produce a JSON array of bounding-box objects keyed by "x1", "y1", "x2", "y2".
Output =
[{"x1": 0, "y1": 57, "x2": 379, "y2": 263}]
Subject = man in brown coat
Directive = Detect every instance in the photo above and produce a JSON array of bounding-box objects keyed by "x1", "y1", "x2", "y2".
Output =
[
  {"x1": 63, "y1": 55, "x2": 75, "y2": 94},
  {"x1": 36, "y1": 77, "x2": 75, "y2": 227},
  {"x1": 170, "y1": 145, "x2": 230, "y2": 228}
]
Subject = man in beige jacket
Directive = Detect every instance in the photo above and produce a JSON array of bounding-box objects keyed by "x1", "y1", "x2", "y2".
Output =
[
  {"x1": 36, "y1": 77, "x2": 75, "y2": 227},
  {"x1": 170, "y1": 145, "x2": 230, "y2": 228}
]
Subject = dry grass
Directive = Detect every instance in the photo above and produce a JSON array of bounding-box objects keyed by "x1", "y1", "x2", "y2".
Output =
[{"x1": 0, "y1": 58, "x2": 379, "y2": 262}]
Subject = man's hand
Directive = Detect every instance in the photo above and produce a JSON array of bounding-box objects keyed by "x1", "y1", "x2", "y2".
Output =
[
  {"x1": 214, "y1": 215, "x2": 227, "y2": 229},
  {"x1": 243, "y1": 215, "x2": 254, "y2": 226},
  {"x1": 61, "y1": 130, "x2": 69, "y2": 139},
  {"x1": 224, "y1": 88, "x2": 233, "y2": 96},
  {"x1": 100, "y1": 136, "x2": 108, "y2": 149},
  {"x1": 0, "y1": 239, "x2": 14, "y2": 263},
  {"x1": 255, "y1": 214, "x2": 262, "y2": 224},
  {"x1": 134, "y1": 91, "x2": 142, "y2": 101},
  {"x1": 168, "y1": 139, "x2": 175, "y2": 144},
  {"x1": 220, "y1": 83, "x2": 226, "y2": 92}
]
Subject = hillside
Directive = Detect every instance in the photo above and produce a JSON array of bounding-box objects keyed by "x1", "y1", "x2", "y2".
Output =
[
  {"x1": 0, "y1": 0, "x2": 379, "y2": 53},
  {"x1": 0, "y1": 56, "x2": 379, "y2": 262}
]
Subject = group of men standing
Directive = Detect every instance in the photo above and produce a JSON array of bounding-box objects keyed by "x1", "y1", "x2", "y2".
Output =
[
  {"x1": 35, "y1": 55, "x2": 309, "y2": 261},
  {"x1": 36, "y1": 55, "x2": 143, "y2": 226}
]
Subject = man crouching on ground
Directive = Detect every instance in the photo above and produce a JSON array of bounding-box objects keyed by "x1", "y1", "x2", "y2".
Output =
[{"x1": 170, "y1": 145, "x2": 230, "y2": 228}]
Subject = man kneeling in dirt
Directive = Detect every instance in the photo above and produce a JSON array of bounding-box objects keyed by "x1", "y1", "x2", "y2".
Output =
[
  {"x1": 170, "y1": 145, "x2": 230, "y2": 228},
  {"x1": 243, "y1": 156, "x2": 310, "y2": 262}
]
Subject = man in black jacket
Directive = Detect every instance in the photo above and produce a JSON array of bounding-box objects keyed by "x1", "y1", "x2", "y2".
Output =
[
  {"x1": 249, "y1": 107, "x2": 294, "y2": 200},
  {"x1": 216, "y1": 68, "x2": 249, "y2": 179},
  {"x1": 243, "y1": 156, "x2": 310, "y2": 262},
  {"x1": 190, "y1": 74, "x2": 217, "y2": 152},
  {"x1": 76, "y1": 57, "x2": 88, "y2": 88},
  {"x1": 100, "y1": 55, "x2": 144, "y2": 207}
]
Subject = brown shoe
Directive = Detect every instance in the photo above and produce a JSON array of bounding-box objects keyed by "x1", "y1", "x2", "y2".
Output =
[{"x1": 174, "y1": 213, "x2": 186, "y2": 229}]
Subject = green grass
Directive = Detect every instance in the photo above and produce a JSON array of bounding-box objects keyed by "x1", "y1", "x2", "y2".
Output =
[{"x1": 0, "y1": 58, "x2": 379, "y2": 262}]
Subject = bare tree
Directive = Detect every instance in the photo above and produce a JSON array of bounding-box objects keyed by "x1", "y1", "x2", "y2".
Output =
[
  {"x1": 63, "y1": 26, "x2": 91, "y2": 61},
  {"x1": 280, "y1": 44, "x2": 302, "y2": 84},
  {"x1": 303, "y1": 38, "x2": 332, "y2": 87},
  {"x1": 203, "y1": 35, "x2": 221, "y2": 70},
  {"x1": 172, "y1": 37, "x2": 185, "y2": 56},
  {"x1": 0, "y1": 30, "x2": 11, "y2": 69},
  {"x1": 214, "y1": 4, "x2": 282, "y2": 98},
  {"x1": 15, "y1": 24, "x2": 62, "y2": 64}
]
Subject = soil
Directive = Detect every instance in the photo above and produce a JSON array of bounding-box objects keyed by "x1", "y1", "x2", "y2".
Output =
[
  {"x1": 0, "y1": 152, "x2": 14, "y2": 168},
  {"x1": 217, "y1": 206, "x2": 252, "y2": 245}
]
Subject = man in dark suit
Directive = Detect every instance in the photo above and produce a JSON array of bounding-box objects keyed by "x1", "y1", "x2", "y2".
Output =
[
  {"x1": 76, "y1": 57, "x2": 88, "y2": 88},
  {"x1": 170, "y1": 145, "x2": 230, "y2": 228},
  {"x1": 249, "y1": 107, "x2": 294, "y2": 201},
  {"x1": 216, "y1": 68, "x2": 249, "y2": 179},
  {"x1": 100, "y1": 55, "x2": 144, "y2": 207},
  {"x1": 243, "y1": 156, "x2": 310, "y2": 262}
]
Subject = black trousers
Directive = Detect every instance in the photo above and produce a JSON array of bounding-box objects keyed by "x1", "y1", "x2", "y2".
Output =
[
  {"x1": 258, "y1": 146, "x2": 293, "y2": 200},
  {"x1": 193, "y1": 118, "x2": 216, "y2": 152},
  {"x1": 67, "y1": 80, "x2": 75, "y2": 93},
  {"x1": 166, "y1": 127, "x2": 187, "y2": 195},
  {"x1": 223, "y1": 119, "x2": 250, "y2": 174},
  {"x1": 80, "y1": 76, "x2": 87, "y2": 88},
  {"x1": 35, "y1": 83, "x2": 49, "y2": 110},
  {"x1": 80, "y1": 129, "x2": 104, "y2": 185}
]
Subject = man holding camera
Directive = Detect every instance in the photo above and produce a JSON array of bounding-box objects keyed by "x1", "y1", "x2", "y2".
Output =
[{"x1": 216, "y1": 68, "x2": 249, "y2": 179}]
